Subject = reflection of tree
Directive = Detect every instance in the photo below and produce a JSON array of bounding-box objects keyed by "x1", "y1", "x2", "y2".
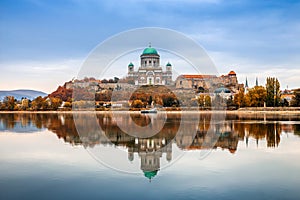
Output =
[
  {"x1": 266, "y1": 123, "x2": 281, "y2": 147},
  {"x1": 232, "y1": 120, "x2": 282, "y2": 148},
  {"x1": 294, "y1": 125, "x2": 300, "y2": 136},
  {"x1": 0, "y1": 113, "x2": 49, "y2": 130},
  {"x1": 2, "y1": 113, "x2": 299, "y2": 150},
  {"x1": 248, "y1": 123, "x2": 267, "y2": 143},
  {"x1": 181, "y1": 120, "x2": 239, "y2": 154},
  {"x1": 3, "y1": 112, "x2": 299, "y2": 177}
]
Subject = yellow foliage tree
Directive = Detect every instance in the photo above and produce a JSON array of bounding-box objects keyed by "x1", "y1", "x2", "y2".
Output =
[{"x1": 246, "y1": 86, "x2": 267, "y2": 107}]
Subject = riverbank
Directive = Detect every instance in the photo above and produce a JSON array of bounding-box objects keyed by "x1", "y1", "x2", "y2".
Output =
[{"x1": 1, "y1": 108, "x2": 300, "y2": 115}]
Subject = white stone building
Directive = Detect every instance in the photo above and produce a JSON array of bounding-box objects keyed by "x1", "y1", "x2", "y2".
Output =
[{"x1": 127, "y1": 45, "x2": 173, "y2": 85}]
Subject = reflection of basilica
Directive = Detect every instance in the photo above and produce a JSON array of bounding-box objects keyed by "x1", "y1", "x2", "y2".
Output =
[
  {"x1": 1, "y1": 113, "x2": 299, "y2": 180},
  {"x1": 128, "y1": 138, "x2": 172, "y2": 180}
]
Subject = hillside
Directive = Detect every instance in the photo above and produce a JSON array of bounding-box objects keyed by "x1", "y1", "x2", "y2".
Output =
[{"x1": 0, "y1": 89, "x2": 47, "y2": 100}]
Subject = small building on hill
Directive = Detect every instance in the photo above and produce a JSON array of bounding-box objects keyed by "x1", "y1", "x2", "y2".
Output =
[{"x1": 175, "y1": 71, "x2": 242, "y2": 94}]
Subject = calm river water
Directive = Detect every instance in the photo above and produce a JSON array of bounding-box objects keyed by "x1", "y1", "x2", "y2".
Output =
[{"x1": 0, "y1": 112, "x2": 300, "y2": 200}]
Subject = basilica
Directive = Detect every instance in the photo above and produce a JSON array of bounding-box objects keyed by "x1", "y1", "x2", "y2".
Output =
[{"x1": 127, "y1": 45, "x2": 173, "y2": 85}]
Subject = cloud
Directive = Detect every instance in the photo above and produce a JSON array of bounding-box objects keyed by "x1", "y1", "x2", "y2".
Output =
[
  {"x1": 209, "y1": 50, "x2": 300, "y2": 89},
  {"x1": 1, "y1": 0, "x2": 300, "y2": 91},
  {"x1": 0, "y1": 59, "x2": 82, "y2": 93}
]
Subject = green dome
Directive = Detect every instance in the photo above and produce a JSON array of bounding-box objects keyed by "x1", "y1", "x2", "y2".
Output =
[
  {"x1": 166, "y1": 62, "x2": 172, "y2": 66},
  {"x1": 128, "y1": 62, "x2": 134, "y2": 67},
  {"x1": 144, "y1": 170, "x2": 158, "y2": 180},
  {"x1": 142, "y1": 47, "x2": 158, "y2": 55}
]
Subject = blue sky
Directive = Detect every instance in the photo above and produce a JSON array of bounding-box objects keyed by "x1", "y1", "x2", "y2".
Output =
[{"x1": 1, "y1": 0, "x2": 300, "y2": 92}]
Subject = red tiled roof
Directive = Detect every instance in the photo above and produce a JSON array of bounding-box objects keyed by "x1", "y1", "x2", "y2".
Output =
[
  {"x1": 180, "y1": 74, "x2": 217, "y2": 79},
  {"x1": 228, "y1": 71, "x2": 236, "y2": 75}
]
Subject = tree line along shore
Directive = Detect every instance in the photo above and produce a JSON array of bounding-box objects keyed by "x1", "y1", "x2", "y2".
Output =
[{"x1": 0, "y1": 77, "x2": 300, "y2": 111}]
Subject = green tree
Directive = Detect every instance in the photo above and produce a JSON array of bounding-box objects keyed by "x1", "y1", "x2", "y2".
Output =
[
  {"x1": 274, "y1": 79, "x2": 281, "y2": 106},
  {"x1": 266, "y1": 77, "x2": 274, "y2": 106},
  {"x1": 266, "y1": 77, "x2": 281, "y2": 107},
  {"x1": 246, "y1": 86, "x2": 267, "y2": 107}
]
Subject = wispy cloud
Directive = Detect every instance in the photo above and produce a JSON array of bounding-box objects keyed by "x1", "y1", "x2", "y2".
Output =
[{"x1": 0, "y1": 59, "x2": 82, "y2": 93}]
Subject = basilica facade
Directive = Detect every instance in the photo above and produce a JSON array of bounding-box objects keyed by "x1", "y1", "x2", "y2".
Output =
[{"x1": 127, "y1": 45, "x2": 173, "y2": 85}]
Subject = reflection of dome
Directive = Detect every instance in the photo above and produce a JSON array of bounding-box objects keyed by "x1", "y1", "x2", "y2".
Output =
[
  {"x1": 214, "y1": 87, "x2": 231, "y2": 93},
  {"x1": 229, "y1": 148, "x2": 236, "y2": 154},
  {"x1": 142, "y1": 47, "x2": 158, "y2": 55},
  {"x1": 166, "y1": 62, "x2": 172, "y2": 67},
  {"x1": 144, "y1": 170, "x2": 158, "y2": 180}
]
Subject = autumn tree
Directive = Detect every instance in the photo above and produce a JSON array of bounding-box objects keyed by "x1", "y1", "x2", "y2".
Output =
[
  {"x1": 31, "y1": 96, "x2": 48, "y2": 110},
  {"x1": 198, "y1": 94, "x2": 205, "y2": 107},
  {"x1": 21, "y1": 98, "x2": 29, "y2": 110},
  {"x1": 246, "y1": 86, "x2": 267, "y2": 107},
  {"x1": 131, "y1": 100, "x2": 144, "y2": 108},
  {"x1": 234, "y1": 88, "x2": 246, "y2": 108},
  {"x1": 49, "y1": 97, "x2": 62, "y2": 110},
  {"x1": 162, "y1": 94, "x2": 179, "y2": 107},
  {"x1": 198, "y1": 95, "x2": 212, "y2": 108},
  {"x1": 205, "y1": 95, "x2": 211, "y2": 107},
  {"x1": 63, "y1": 102, "x2": 72, "y2": 108},
  {"x1": 3, "y1": 96, "x2": 16, "y2": 110},
  {"x1": 266, "y1": 77, "x2": 281, "y2": 107}
]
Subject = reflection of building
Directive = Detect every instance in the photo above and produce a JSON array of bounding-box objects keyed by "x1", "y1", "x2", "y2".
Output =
[
  {"x1": 22, "y1": 113, "x2": 294, "y2": 179},
  {"x1": 176, "y1": 121, "x2": 239, "y2": 153},
  {"x1": 128, "y1": 138, "x2": 172, "y2": 180},
  {"x1": 127, "y1": 45, "x2": 173, "y2": 85}
]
